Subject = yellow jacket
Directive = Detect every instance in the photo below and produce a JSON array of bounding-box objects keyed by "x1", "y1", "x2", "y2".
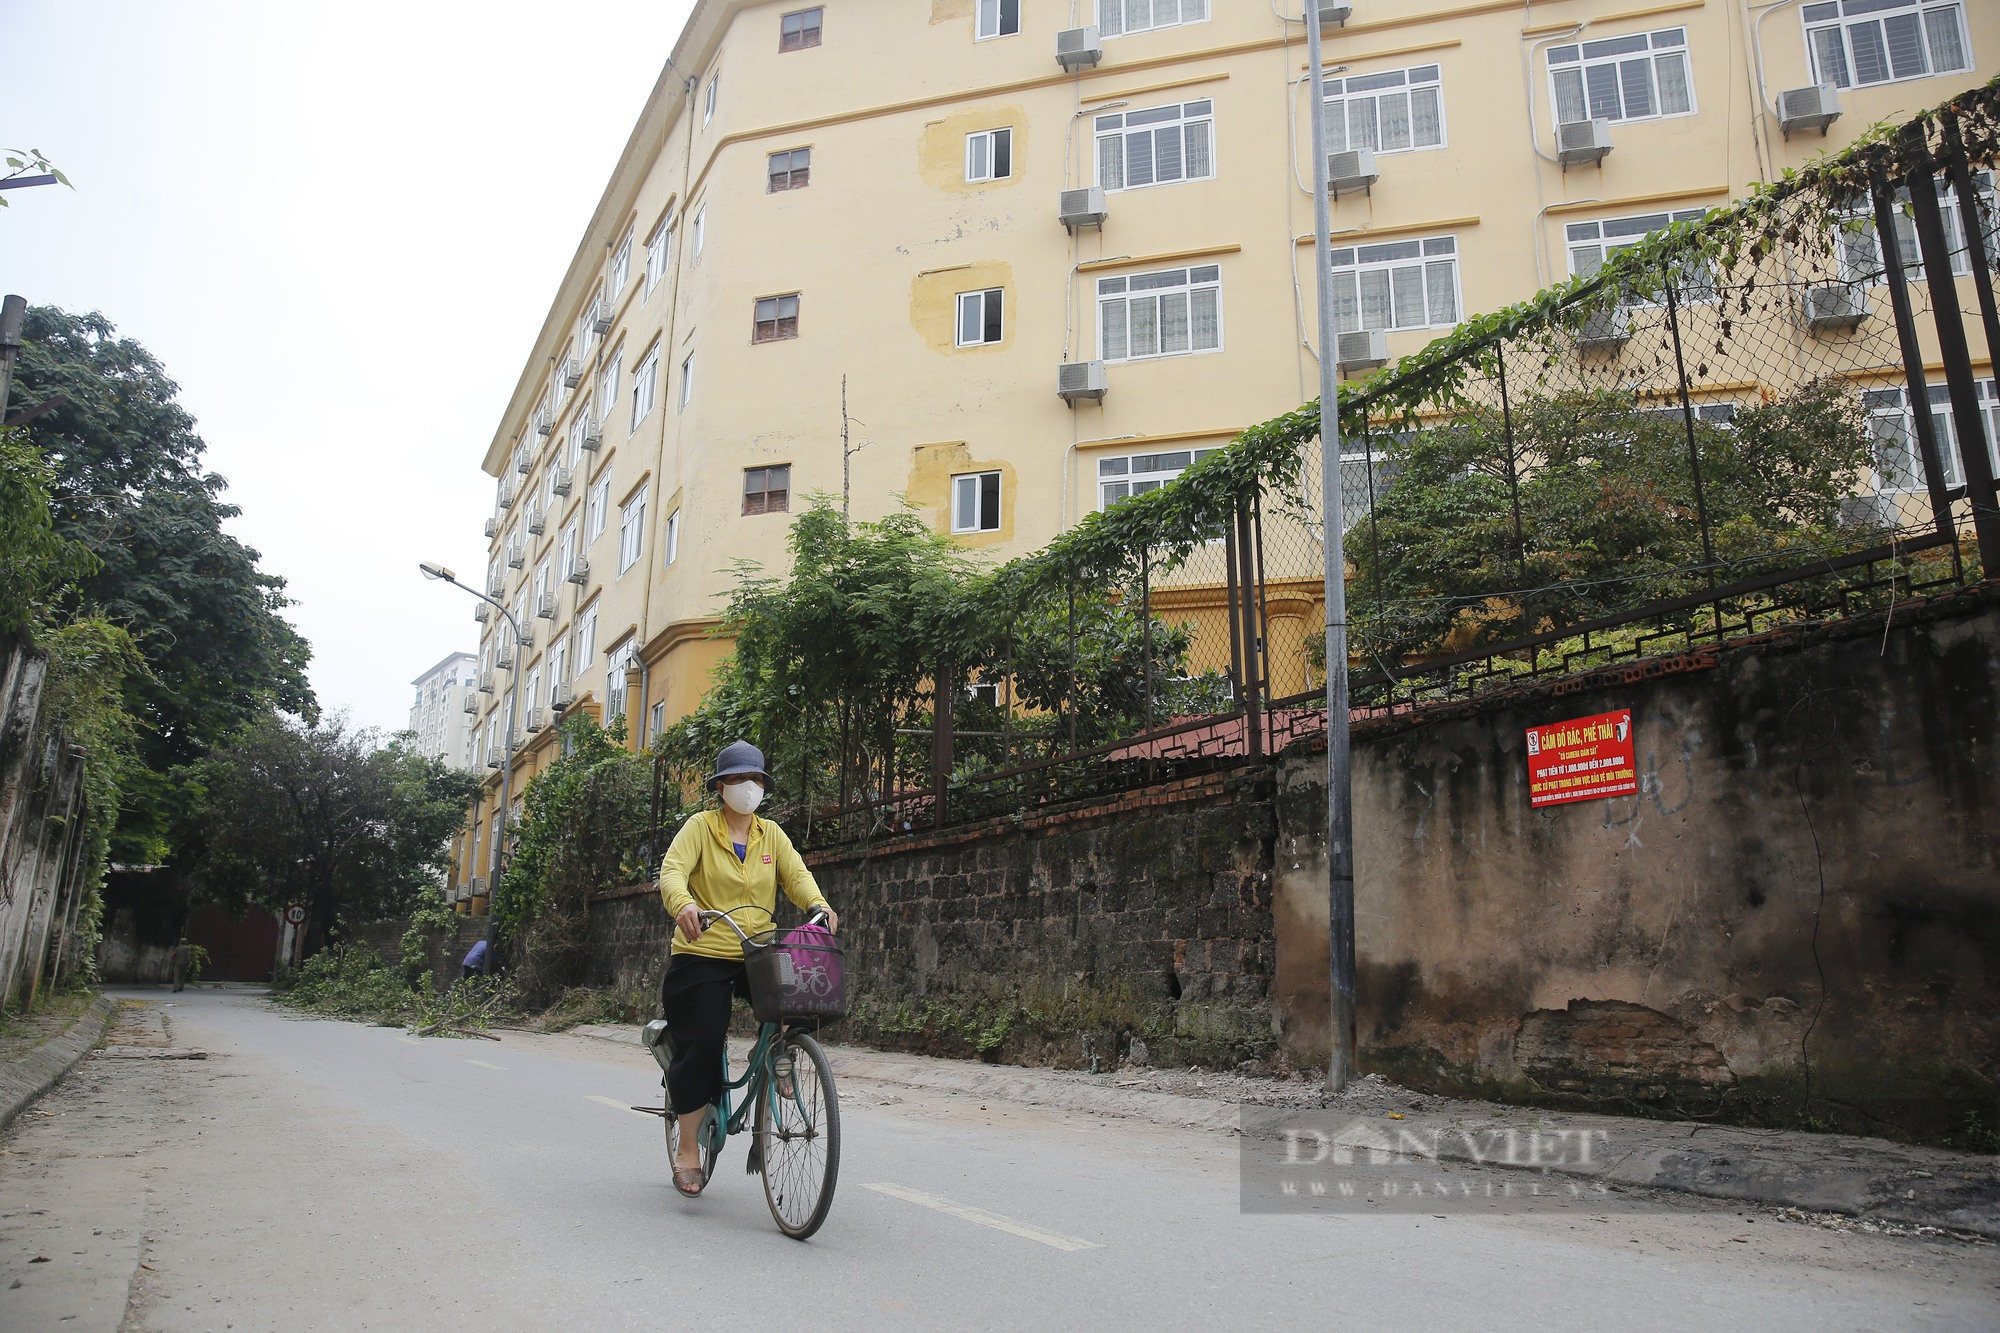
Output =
[{"x1": 657, "y1": 809, "x2": 829, "y2": 960}]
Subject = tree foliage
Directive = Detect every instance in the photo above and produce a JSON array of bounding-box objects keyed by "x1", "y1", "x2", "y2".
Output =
[
  {"x1": 187, "y1": 715, "x2": 478, "y2": 956},
  {"x1": 12, "y1": 306, "x2": 315, "y2": 862}
]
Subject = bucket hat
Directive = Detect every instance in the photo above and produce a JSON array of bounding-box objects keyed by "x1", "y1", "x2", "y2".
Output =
[{"x1": 707, "y1": 740, "x2": 775, "y2": 791}]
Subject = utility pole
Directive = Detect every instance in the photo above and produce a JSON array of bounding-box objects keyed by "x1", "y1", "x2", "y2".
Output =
[
  {"x1": 1304, "y1": 5, "x2": 1358, "y2": 1093},
  {"x1": 839, "y1": 375, "x2": 866, "y2": 525},
  {"x1": 0, "y1": 295, "x2": 27, "y2": 419}
]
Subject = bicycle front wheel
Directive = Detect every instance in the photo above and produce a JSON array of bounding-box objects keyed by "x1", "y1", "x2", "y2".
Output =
[{"x1": 755, "y1": 1031, "x2": 840, "y2": 1239}]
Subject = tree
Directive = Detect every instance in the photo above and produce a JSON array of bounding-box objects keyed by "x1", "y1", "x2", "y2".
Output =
[
  {"x1": 188, "y1": 714, "x2": 478, "y2": 957},
  {"x1": 10, "y1": 306, "x2": 315, "y2": 861}
]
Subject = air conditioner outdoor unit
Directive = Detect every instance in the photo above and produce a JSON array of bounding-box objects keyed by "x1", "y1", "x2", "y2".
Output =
[
  {"x1": 1575, "y1": 306, "x2": 1631, "y2": 351},
  {"x1": 1802, "y1": 283, "x2": 1872, "y2": 334},
  {"x1": 1059, "y1": 186, "x2": 1108, "y2": 231},
  {"x1": 518, "y1": 626, "x2": 536, "y2": 652},
  {"x1": 552, "y1": 683, "x2": 576, "y2": 711},
  {"x1": 567, "y1": 558, "x2": 591, "y2": 586},
  {"x1": 536, "y1": 591, "x2": 557, "y2": 620},
  {"x1": 462, "y1": 695, "x2": 478, "y2": 715},
  {"x1": 525, "y1": 706, "x2": 545, "y2": 734},
  {"x1": 1839, "y1": 492, "x2": 1901, "y2": 530},
  {"x1": 485, "y1": 574, "x2": 505, "y2": 597},
  {"x1": 1777, "y1": 83, "x2": 1841, "y2": 138},
  {"x1": 473, "y1": 603, "x2": 490, "y2": 623},
  {"x1": 1555, "y1": 118, "x2": 1614, "y2": 168},
  {"x1": 1327, "y1": 148, "x2": 1378, "y2": 197},
  {"x1": 479, "y1": 671, "x2": 495, "y2": 694},
  {"x1": 468, "y1": 877, "x2": 485, "y2": 897},
  {"x1": 560, "y1": 356, "x2": 584, "y2": 389},
  {"x1": 486, "y1": 753, "x2": 502, "y2": 770},
  {"x1": 1057, "y1": 360, "x2": 1108, "y2": 402},
  {"x1": 494, "y1": 645, "x2": 515, "y2": 670},
  {"x1": 1313, "y1": 4, "x2": 1353, "y2": 27},
  {"x1": 534, "y1": 409, "x2": 554, "y2": 439},
  {"x1": 1334, "y1": 329, "x2": 1390, "y2": 373},
  {"x1": 496, "y1": 484, "x2": 514, "y2": 511},
  {"x1": 526, "y1": 504, "x2": 546, "y2": 536},
  {"x1": 1056, "y1": 26, "x2": 1102, "y2": 70},
  {"x1": 483, "y1": 516, "x2": 498, "y2": 538},
  {"x1": 552, "y1": 466, "x2": 574, "y2": 497},
  {"x1": 590, "y1": 295, "x2": 614, "y2": 335},
  {"x1": 581, "y1": 417, "x2": 604, "y2": 451},
  {"x1": 515, "y1": 447, "x2": 531, "y2": 475},
  {"x1": 505, "y1": 544, "x2": 524, "y2": 570}
]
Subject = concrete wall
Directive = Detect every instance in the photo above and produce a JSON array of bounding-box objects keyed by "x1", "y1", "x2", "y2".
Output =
[
  {"x1": 0, "y1": 635, "x2": 97, "y2": 1009},
  {"x1": 1275, "y1": 586, "x2": 2000, "y2": 1145}
]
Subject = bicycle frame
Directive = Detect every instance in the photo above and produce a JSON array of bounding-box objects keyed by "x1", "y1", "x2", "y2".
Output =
[{"x1": 693, "y1": 906, "x2": 822, "y2": 1156}]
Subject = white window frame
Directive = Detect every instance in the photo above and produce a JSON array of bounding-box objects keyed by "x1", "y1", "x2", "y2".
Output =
[
  {"x1": 679, "y1": 351, "x2": 695, "y2": 410},
  {"x1": 644, "y1": 212, "x2": 674, "y2": 295},
  {"x1": 1863, "y1": 379, "x2": 1999, "y2": 493},
  {"x1": 1097, "y1": 447, "x2": 1221, "y2": 509},
  {"x1": 587, "y1": 477, "x2": 611, "y2": 542},
  {"x1": 692, "y1": 206, "x2": 706, "y2": 258},
  {"x1": 1099, "y1": 0, "x2": 1209, "y2": 39},
  {"x1": 1565, "y1": 208, "x2": 1713, "y2": 302},
  {"x1": 663, "y1": 509, "x2": 680, "y2": 567},
  {"x1": 965, "y1": 128, "x2": 1014, "y2": 183},
  {"x1": 568, "y1": 411, "x2": 589, "y2": 469},
  {"x1": 599, "y1": 355, "x2": 620, "y2": 414},
  {"x1": 976, "y1": 0, "x2": 1019, "y2": 40},
  {"x1": 576, "y1": 603, "x2": 597, "y2": 670},
  {"x1": 525, "y1": 668, "x2": 540, "y2": 717},
  {"x1": 533, "y1": 560, "x2": 551, "y2": 611},
  {"x1": 1548, "y1": 27, "x2": 1696, "y2": 126},
  {"x1": 1835, "y1": 172, "x2": 1997, "y2": 286},
  {"x1": 956, "y1": 288, "x2": 1005, "y2": 347},
  {"x1": 548, "y1": 639, "x2": 568, "y2": 704},
  {"x1": 951, "y1": 471, "x2": 1002, "y2": 533},
  {"x1": 1802, "y1": 0, "x2": 1972, "y2": 90},
  {"x1": 560, "y1": 517, "x2": 580, "y2": 579},
  {"x1": 1321, "y1": 65, "x2": 1446, "y2": 156},
  {"x1": 1095, "y1": 99, "x2": 1215, "y2": 193},
  {"x1": 704, "y1": 72, "x2": 719, "y2": 125},
  {"x1": 619, "y1": 484, "x2": 648, "y2": 575},
  {"x1": 1331, "y1": 235, "x2": 1461, "y2": 335},
  {"x1": 609, "y1": 230, "x2": 632, "y2": 295},
  {"x1": 1097, "y1": 264, "x2": 1223, "y2": 363},
  {"x1": 631, "y1": 346, "x2": 659, "y2": 430},
  {"x1": 650, "y1": 699, "x2": 666, "y2": 742}
]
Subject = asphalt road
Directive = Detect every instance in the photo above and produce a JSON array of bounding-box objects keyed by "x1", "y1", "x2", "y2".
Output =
[{"x1": 1, "y1": 990, "x2": 1993, "y2": 1332}]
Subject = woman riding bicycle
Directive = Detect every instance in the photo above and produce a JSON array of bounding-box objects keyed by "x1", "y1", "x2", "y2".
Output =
[{"x1": 657, "y1": 740, "x2": 838, "y2": 1199}]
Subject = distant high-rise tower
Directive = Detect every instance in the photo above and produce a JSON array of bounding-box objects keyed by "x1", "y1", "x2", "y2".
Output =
[{"x1": 407, "y1": 652, "x2": 479, "y2": 770}]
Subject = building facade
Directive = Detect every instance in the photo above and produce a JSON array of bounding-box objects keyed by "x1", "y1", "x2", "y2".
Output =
[
  {"x1": 408, "y1": 652, "x2": 479, "y2": 771},
  {"x1": 448, "y1": 0, "x2": 1997, "y2": 899}
]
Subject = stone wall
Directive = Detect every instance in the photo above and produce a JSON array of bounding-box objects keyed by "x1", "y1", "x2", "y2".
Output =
[{"x1": 1274, "y1": 584, "x2": 2000, "y2": 1146}]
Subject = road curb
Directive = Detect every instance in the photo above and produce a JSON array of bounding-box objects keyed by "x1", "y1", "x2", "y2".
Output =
[{"x1": 0, "y1": 994, "x2": 118, "y2": 1134}]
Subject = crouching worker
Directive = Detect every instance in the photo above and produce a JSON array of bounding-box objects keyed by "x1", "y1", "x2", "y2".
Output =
[{"x1": 657, "y1": 741, "x2": 839, "y2": 1199}]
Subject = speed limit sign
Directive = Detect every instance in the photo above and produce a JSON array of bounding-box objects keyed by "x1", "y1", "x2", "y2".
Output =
[{"x1": 284, "y1": 904, "x2": 307, "y2": 926}]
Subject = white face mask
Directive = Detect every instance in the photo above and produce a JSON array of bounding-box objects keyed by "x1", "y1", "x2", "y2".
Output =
[{"x1": 721, "y1": 780, "x2": 764, "y2": 815}]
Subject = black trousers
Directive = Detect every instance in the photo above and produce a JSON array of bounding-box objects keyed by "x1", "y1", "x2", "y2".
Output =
[{"x1": 660, "y1": 955, "x2": 751, "y2": 1116}]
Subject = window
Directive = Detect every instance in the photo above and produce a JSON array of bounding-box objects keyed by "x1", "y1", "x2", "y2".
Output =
[
  {"x1": 768, "y1": 148, "x2": 811, "y2": 192},
  {"x1": 599, "y1": 356, "x2": 620, "y2": 414},
  {"x1": 609, "y1": 231, "x2": 632, "y2": 295},
  {"x1": 1100, "y1": 0, "x2": 1208, "y2": 38},
  {"x1": 619, "y1": 485, "x2": 648, "y2": 574},
  {"x1": 780, "y1": 7, "x2": 823, "y2": 50},
  {"x1": 631, "y1": 346, "x2": 659, "y2": 430},
  {"x1": 679, "y1": 351, "x2": 695, "y2": 410},
  {"x1": 587, "y1": 477, "x2": 610, "y2": 542},
  {"x1": 1549, "y1": 28, "x2": 1694, "y2": 125},
  {"x1": 1804, "y1": 1, "x2": 1971, "y2": 89},
  {"x1": 1566, "y1": 208, "x2": 1713, "y2": 300},
  {"x1": 644, "y1": 214, "x2": 673, "y2": 295},
  {"x1": 966, "y1": 128, "x2": 1013, "y2": 182},
  {"x1": 607, "y1": 662, "x2": 627, "y2": 720},
  {"x1": 525, "y1": 666, "x2": 541, "y2": 713},
  {"x1": 568, "y1": 412, "x2": 589, "y2": 467},
  {"x1": 549, "y1": 639, "x2": 568, "y2": 704},
  {"x1": 754, "y1": 294, "x2": 801, "y2": 343},
  {"x1": 650, "y1": 700, "x2": 666, "y2": 742},
  {"x1": 1096, "y1": 100, "x2": 1214, "y2": 192},
  {"x1": 952, "y1": 471, "x2": 1002, "y2": 533},
  {"x1": 977, "y1": 0, "x2": 1019, "y2": 39},
  {"x1": 1331, "y1": 236, "x2": 1460, "y2": 334},
  {"x1": 704, "y1": 73, "x2": 719, "y2": 125},
  {"x1": 553, "y1": 529, "x2": 571, "y2": 589},
  {"x1": 1322, "y1": 65, "x2": 1444, "y2": 156},
  {"x1": 956, "y1": 288, "x2": 1004, "y2": 346},
  {"x1": 1864, "y1": 380, "x2": 1998, "y2": 492},
  {"x1": 1098, "y1": 448, "x2": 1220, "y2": 507},
  {"x1": 692, "y1": 206, "x2": 706, "y2": 258},
  {"x1": 743, "y1": 464, "x2": 791, "y2": 515},
  {"x1": 532, "y1": 559, "x2": 550, "y2": 611},
  {"x1": 561, "y1": 517, "x2": 580, "y2": 579},
  {"x1": 663, "y1": 509, "x2": 680, "y2": 566},
  {"x1": 576, "y1": 604, "x2": 597, "y2": 669},
  {"x1": 1098, "y1": 264, "x2": 1222, "y2": 361},
  {"x1": 1835, "y1": 173, "x2": 1997, "y2": 285}
]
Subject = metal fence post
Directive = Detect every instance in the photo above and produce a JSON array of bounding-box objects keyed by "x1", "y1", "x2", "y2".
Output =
[
  {"x1": 1237, "y1": 491, "x2": 1264, "y2": 759},
  {"x1": 1939, "y1": 114, "x2": 2000, "y2": 412},
  {"x1": 1871, "y1": 161, "x2": 1959, "y2": 540},
  {"x1": 1495, "y1": 348, "x2": 1526, "y2": 582},
  {"x1": 931, "y1": 664, "x2": 953, "y2": 829},
  {"x1": 1903, "y1": 121, "x2": 2000, "y2": 573}
]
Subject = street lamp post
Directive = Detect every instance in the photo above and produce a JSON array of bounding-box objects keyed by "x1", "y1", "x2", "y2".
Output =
[{"x1": 420, "y1": 563, "x2": 524, "y2": 930}]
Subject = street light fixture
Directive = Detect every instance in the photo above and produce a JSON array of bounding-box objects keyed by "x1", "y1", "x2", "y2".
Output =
[{"x1": 420, "y1": 561, "x2": 526, "y2": 930}]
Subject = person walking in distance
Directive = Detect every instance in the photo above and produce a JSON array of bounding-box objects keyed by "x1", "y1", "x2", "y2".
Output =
[
  {"x1": 462, "y1": 938, "x2": 489, "y2": 981},
  {"x1": 170, "y1": 935, "x2": 189, "y2": 992},
  {"x1": 656, "y1": 741, "x2": 839, "y2": 1199}
]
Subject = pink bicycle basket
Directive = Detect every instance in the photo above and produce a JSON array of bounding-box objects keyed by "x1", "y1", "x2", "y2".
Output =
[{"x1": 745, "y1": 923, "x2": 847, "y2": 1023}]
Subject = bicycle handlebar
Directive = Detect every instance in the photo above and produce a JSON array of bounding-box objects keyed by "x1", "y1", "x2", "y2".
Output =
[{"x1": 693, "y1": 904, "x2": 832, "y2": 944}]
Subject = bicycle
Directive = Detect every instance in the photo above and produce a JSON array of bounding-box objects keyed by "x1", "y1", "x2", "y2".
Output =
[{"x1": 640, "y1": 906, "x2": 842, "y2": 1240}]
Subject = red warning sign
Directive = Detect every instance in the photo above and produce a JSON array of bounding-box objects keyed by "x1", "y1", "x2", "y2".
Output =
[{"x1": 1526, "y1": 709, "x2": 1636, "y2": 808}]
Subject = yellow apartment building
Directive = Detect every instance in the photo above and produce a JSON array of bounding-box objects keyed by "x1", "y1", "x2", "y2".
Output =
[{"x1": 447, "y1": 0, "x2": 1997, "y2": 905}]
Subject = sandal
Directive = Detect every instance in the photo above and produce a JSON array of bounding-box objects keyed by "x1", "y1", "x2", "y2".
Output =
[{"x1": 673, "y1": 1165, "x2": 705, "y2": 1197}]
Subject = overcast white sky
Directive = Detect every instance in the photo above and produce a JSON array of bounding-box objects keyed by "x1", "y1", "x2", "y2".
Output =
[{"x1": 2, "y1": 0, "x2": 696, "y2": 734}]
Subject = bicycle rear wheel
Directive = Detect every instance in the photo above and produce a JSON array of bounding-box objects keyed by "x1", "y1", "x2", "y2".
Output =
[
  {"x1": 755, "y1": 1031, "x2": 840, "y2": 1239},
  {"x1": 665, "y1": 1093, "x2": 719, "y2": 1189}
]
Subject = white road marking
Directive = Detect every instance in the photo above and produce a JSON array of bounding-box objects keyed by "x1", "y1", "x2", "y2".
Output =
[
  {"x1": 395, "y1": 1037, "x2": 421, "y2": 1046},
  {"x1": 464, "y1": 1059, "x2": 505, "y2": 1071},
  {"x1": 586, "y1": 1095, "x2": 655, "y2": 1118},
  {"x1": 863, "y1": 1183, "x2": 1102, "y2": 1251}
]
